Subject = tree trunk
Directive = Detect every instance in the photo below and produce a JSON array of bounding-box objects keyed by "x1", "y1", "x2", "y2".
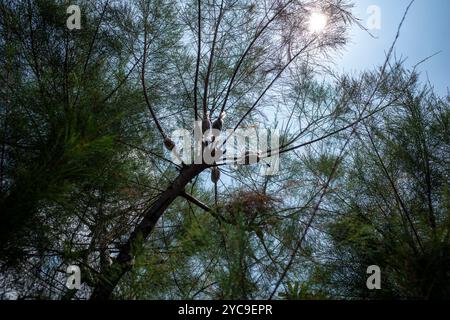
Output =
[{"x1": 90, "y1": 164, "x2": 206, "y2": 300}]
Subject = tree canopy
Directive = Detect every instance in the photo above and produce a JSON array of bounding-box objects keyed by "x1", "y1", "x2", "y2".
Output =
[{"x1": 0, "y1": 0, "x2": 448, "y2": 300}]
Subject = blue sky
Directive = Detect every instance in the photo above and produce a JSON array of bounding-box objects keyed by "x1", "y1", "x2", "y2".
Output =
[{"x1": 334, "y1": 0, "x2": 450, "y2": 95}]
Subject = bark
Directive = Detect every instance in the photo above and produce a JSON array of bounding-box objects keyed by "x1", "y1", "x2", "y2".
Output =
[{"x1": 90, "y1": 164, "x2": 206, "y2": 300}]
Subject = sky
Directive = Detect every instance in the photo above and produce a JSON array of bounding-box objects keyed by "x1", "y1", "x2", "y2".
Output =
[{"x1": 333, "y1": 0, "x2": 450, "y2": 95}]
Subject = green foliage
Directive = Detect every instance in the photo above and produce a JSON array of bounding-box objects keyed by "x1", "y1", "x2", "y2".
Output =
[
  {"x1": 311, "y1": 84, "x2": 450, "y2": 299},
  {"x1": 279, "y1": 281, "x2": 328, "y2": 300},
  {"x1": 0, "y1": 0, "x2": 448, "y2": 301},
  {"x1": 0, "y1": 0, "x2": 152, "y2": 273}
]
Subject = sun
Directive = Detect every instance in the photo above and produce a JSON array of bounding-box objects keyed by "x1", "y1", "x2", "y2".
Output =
[{"x1": 308, "y1": 11, "x2": 328, "y2": 33}]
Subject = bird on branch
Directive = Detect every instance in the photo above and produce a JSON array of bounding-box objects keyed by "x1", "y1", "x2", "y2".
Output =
[
  {"x1": 164, "y1": 136, "x2": 183, "y2": 166},
  {"x1": 212, "y1": 112, "x2": 226, "y2": 131},
  {"x1": 210, "y1": 166, "x2": 221, "y2": 206},
  {"x1": 241, "y1": 151, "x2": 261, "y2": 165},
  {"x1": 163, "y1": 137, "x2": 175, "y2": 151},
  {"x1": 202, "y1": 112, "x2": 212, "y2": 145}
]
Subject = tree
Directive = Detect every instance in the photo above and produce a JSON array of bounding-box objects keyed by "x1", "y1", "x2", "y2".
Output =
[
  {"x1": 2, "y1": 0, "x2": 446, "y2": 301},
  {"x1": 308, "y1": 78, "x2": 450, "y2": 299},
  {"x1": 0, "y1": 0, "x2": 155, "y2": 298},
  {"x1": 84, "y1": 0, "x2": 358, "y2": 299}
]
